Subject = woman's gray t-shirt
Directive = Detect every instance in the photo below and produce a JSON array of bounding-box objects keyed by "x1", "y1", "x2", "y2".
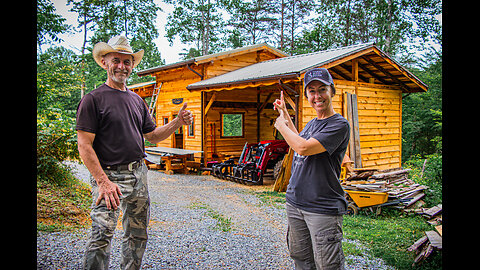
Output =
[{"x1": 285, "y1": 113, "x2": 350, "y2": 215}]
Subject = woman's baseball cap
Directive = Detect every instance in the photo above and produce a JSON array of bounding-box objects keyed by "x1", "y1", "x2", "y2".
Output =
[{"x1": 303, "y1": 68, "x2": 335, "y2": 96}]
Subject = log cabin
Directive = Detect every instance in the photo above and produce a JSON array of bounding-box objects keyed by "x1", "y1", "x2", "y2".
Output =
[{"x1": 129, "y1": 42, "x2": 427, "y2": 170}]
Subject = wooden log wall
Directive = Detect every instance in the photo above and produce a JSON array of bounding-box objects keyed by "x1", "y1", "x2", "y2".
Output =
[
  {"x1": 152, "y1": 65, "x2": 203, "y2": 161},
  {"x1": 204, "y1": 89, "x2": 257, "y2": 160},
  {"x1": 203, "y1": 87, "x2": 295, "y2": 162},
  {"x1": 151, "y1": 48, "x2": 284, "y2": 164},
  {"x1": 301, "y1": 80, "x2": 402, "y2": 170}
]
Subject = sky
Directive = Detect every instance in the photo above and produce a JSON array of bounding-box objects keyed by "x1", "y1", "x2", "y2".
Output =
[{"x1": 44, "y1": 0, "x2": 185, "y2": 65}]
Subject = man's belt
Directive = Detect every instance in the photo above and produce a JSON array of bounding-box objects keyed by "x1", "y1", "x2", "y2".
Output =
[{"x1": 102, "y1": 160, "x2": 142, "y2": 171}]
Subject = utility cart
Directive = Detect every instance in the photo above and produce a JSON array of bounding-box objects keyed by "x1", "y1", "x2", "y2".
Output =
[
  {"x1": 345, "y1": 190, "x2": 412, "y2": 215},
  {"x1": 345, "y1": 190, "x2": 388, "y2": 215}
]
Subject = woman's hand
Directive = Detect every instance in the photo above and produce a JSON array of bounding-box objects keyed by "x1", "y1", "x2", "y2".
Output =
[
  {"x1": 274, "y1": 105, "x2": 289, "y2": 130},
  {"x1": 273, "y1": 90, "x2": 288, "y2": 115}
]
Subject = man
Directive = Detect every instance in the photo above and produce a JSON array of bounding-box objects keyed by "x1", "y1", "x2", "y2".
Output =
[
  {"x1": 273, "y1": 68, "x2": 349, "y2": 269},
  {"x1": 76, "y1": 35, "x2": 193, "y2": 270}
]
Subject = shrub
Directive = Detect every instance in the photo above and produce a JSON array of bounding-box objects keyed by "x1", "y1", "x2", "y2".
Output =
[
  {"x1": 403, "y1": 153, "x2": 442, "y2": 207},
  {"x1": 37, "y1": 108, "x2": 80, "y2": 185}
]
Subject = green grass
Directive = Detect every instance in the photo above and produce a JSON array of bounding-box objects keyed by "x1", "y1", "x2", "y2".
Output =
[
  {"x1": 254, "y1": 190, "x2": 286, "y2": 209},
  {"x1": 343, "y1": 211, "x2": 442, "y2": 269},
  {"x1": 252, "y1": 191, "x2": 442, "y2": 269},
  {"x1": 189, "y1": 202, "x2": 233, "y2": 232}
]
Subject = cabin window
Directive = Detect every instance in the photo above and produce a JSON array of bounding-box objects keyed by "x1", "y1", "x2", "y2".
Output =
[
  {"x1": 173, "y1": 114, "x2": 182, "y2": 135},
  {"x1": 163, "y1": 117, "x2": 169, "y2": 125},
  {"x1": 221, "y1": 113, "x2": 244, "y2": 138},
  {"x1": 187, "y1": 116, "x2": 195, "y2": 137}
]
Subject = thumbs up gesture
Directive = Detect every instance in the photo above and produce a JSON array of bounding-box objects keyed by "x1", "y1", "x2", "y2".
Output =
[{"x1": 177, "y1": 102, "x2": 193, "y2": 125}]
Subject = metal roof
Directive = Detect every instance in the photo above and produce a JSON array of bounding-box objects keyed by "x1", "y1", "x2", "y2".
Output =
[
  {"x1": 137, "y1": 43, "x2": 288, "y2": 76},
  {"x1": 187, "y1": 42, "x2": 375, "y2": 90},
  {"x1": 127, "y1": 80, "x2": 156, "y2": 89}
]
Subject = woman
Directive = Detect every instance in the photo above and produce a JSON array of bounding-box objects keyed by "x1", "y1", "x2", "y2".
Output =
[{"x1": 274, "y1": 68, "x2": 350, "y2": 270}]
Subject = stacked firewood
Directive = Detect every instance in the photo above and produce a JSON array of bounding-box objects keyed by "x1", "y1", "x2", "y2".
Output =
[{"x1": 342, "y1": 167, "x2": 428, "y2": 209}]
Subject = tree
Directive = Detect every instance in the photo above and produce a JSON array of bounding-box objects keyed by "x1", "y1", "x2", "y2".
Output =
[
  {"x1": 402, "y1": 50, "x2": 442, "y2": 159},
  {"x1": 37, "y1": 47, "x2": 82, "y2": 113},
  {"x1": 165, "y1": 0, "x2": 225, "y2": 56},
  {"x1": 37, "y1": 0, "x2": 71, "y2": 53},
  {"x1": 69, "y1": 0, "x2": 164, "y2": 92},
  {"x1": 221, "y1": 0, "x2": 277, "y2": 48},
  {"x1": 37, "y1": 47, "x2": 82, "y2": 183},
  {"x1": 272, "y1": 0, "x2": 315, "y2": 53},
  {"x1": 295, "y1": 0, "x2": 441, "y2": 58}
]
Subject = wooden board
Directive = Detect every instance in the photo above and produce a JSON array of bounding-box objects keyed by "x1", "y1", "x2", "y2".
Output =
[
  {"x1": 146, "y1": 146, "x2": 203, "y2": 156},
  {"x1": 273, "y1": 148, "x2": 294, "y2": 192},
  {"x1": 425, "y1": 230, "x2": 442, "y2": 249},
  {"x1": 345, "y1": 92, "x2": 362, "y2": 168}
]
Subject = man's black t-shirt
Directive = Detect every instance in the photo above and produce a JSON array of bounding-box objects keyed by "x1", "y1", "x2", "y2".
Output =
[
  {"x1": 285, "y1": 113, "x2": 350, "y2": 215},
  {"x1": 76, "y1": 84, "x2": 156, "y2": 166}
]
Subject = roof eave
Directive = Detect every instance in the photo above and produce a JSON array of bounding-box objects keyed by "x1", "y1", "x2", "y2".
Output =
[
  {"x1": 186, "y1": 72, "x2": 300, "y2": 91},
  {"x1": 371, "y1": 46, "x2": 428, "y2": 93},
  {"x1": 137, "y1": 43, "x2": 288, "y2": 77},
  {"x1": 137, "y1": 59, "x2": 195, "y2": 76}
]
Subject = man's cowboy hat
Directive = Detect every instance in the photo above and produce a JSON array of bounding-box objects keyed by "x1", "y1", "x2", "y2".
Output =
[{"x1": 92, "y1": 35, "x2": 144, "y2": 68}]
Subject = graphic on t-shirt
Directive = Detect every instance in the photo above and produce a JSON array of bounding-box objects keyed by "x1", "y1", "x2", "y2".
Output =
[{"x1": 293, "y1": 151, "x2": 307, "y2": 168}]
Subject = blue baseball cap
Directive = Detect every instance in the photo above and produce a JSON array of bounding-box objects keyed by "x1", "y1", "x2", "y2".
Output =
[
  {"x1": 304, "y1": 68, "x2": 334, "y2": 90},
  {"x1": 303, "y1": 68, "x2": 335, "y2": 97}
]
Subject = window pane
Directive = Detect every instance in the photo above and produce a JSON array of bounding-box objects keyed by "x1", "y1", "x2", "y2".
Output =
[
  {"x1": 222, "y1": 114, "x2": 243, "y2": 137},
  {"x1": 188, "y1": 118, "x2": 194, "y2": 137}
]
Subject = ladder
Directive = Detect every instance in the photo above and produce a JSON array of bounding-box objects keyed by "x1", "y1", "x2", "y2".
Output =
[{"x1": 148, "y1": 82, "x2": 162, "y2": 120}]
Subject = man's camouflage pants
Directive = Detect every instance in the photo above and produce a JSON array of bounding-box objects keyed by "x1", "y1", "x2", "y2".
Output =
[{"x1": 83, "y1": 161, "x2": 150, "y2": 270}]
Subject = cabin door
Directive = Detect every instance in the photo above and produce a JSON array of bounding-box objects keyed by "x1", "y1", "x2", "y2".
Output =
[{"x1": 172, "y1": 114, "x2": 184, "y2": 149}]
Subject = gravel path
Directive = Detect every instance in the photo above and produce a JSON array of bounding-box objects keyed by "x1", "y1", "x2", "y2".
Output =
[{"x1": 37, "y1": 162, "x2": 394, "y2": 269}]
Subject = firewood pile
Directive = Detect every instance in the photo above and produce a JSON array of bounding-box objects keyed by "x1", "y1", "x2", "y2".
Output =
[{"x1": 342, "y1": 167, "x2": 428, "y2": 209}]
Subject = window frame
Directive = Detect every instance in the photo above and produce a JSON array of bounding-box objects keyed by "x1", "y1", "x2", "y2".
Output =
[
  {"x1": 187, "y1": 115, "x2": 195, "y2": 138},
  {"x1": 220, "y1": 112, "x2": 245, "y2": 138}
]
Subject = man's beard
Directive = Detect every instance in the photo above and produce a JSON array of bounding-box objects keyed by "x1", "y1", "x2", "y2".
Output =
[{"x1": 110, "y1": 69, "x2": 130, "y2": 84}]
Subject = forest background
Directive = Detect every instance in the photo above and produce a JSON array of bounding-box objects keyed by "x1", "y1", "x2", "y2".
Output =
[{"x1": 37, "y1": 0, "x2": 442, "y2": 200}]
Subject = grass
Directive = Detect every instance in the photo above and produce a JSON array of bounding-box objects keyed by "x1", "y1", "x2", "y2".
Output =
[
  {"x1": 255, "y1": 190, "x2": 286, "y2": 208},
  {"x1": 37, "y1": 170, "x2": 92, "y2": 232},
  {"x1": 189, "y1": 202, "x2": 233, "y2": 232},
  {"x1": 252, "y1": 190, "x2": 442, "y2": 269},
  {"x1": 343, "y1": 211, "x2": 442, "y2": 269}
]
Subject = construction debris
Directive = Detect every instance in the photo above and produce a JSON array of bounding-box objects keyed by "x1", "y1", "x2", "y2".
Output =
[
  {"x1": 407, "y1": 226, "x2": 442, "y2": 266},
  {"x1": 342, "y1": 167, "x2": 428, "y2": 210},
  {"x1": 344, "y1": 167, "x2": 442, "y2": 266},
  {"x1": 405, "y1": 203, "x2": 443, "y2": 265}
]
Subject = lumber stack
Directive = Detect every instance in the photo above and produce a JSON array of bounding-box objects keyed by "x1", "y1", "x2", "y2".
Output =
[{"x1": 342, "y1": 167, "x2": 428, "y2": 210}]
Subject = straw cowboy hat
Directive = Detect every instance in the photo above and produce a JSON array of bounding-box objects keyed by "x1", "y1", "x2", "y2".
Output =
[{"x1": 92, "y1": 35, "x2": 144, "y2": 68}]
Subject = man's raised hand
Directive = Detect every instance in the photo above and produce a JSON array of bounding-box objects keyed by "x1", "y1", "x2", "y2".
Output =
[{"x1": 178, "y1": 102, "x2": 193, "y2": 125}]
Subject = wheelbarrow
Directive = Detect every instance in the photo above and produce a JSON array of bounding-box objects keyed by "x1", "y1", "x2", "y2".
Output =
[{"x1": 345, "y1": 190, "x2": 388, "y2": 216}]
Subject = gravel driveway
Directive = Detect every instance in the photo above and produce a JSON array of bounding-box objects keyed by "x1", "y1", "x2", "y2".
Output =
[{"x1": 37, "y1": 162, "x2": 394, "y2": 269}]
